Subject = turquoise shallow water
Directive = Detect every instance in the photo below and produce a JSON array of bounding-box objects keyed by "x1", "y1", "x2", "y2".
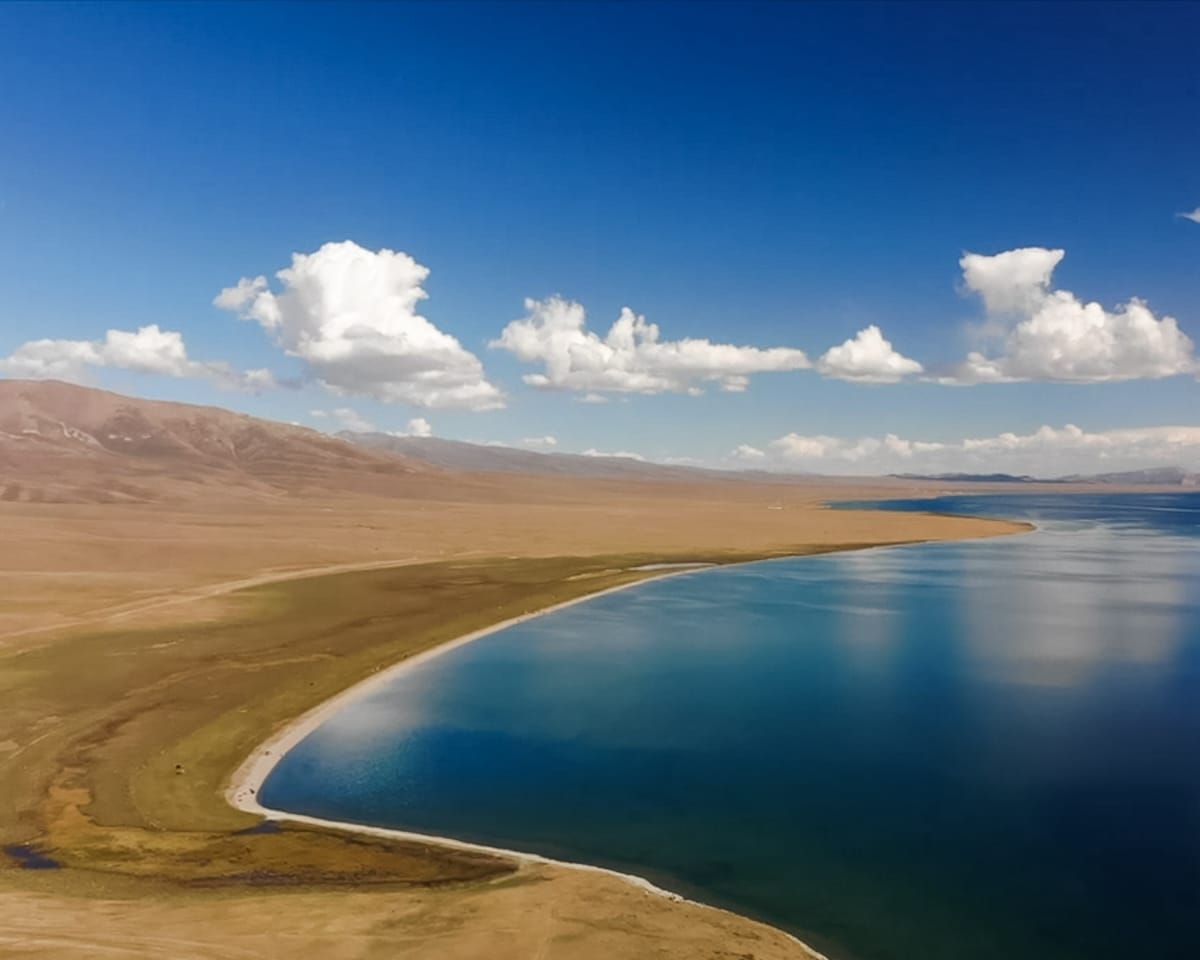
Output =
[{"x1": 262, "y1": 493, "x2": 1200, "y2": 960}]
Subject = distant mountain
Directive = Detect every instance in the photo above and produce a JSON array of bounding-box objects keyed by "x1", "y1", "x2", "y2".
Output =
[
  {"x1": 1058, "y1": 467, "x2": 1198, "y2": 486},
  {"x1": 13, "y1": 380, "x2": 1188, "y2": 508},
  {"x1": 891, "y1": 467, "x2": 1198, "y2": 486},
  {"x1": 889, "y1": 472, "x2": 1042, "y2": 484},
  {"x1": 0, "y1": 380, "x2": 815, "y2": 506},
  {"x1": 339, "y1": 432, "x2": 778, "y2": 483},
  {"x1": 0, "y1": 379, "x2": 436, "y2": 503}
]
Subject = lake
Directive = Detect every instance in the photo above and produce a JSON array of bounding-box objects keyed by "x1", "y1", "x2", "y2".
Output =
[{"x1": 261, "y1": 493, "x2": 1200, "y2": 960}]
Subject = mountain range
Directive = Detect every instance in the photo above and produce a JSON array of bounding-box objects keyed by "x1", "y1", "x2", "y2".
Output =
[
  {"x1": 2, "y1": 379, "x2": 1196, "y2": 504},
  {"x1": 889, "y1": 468, "x2": 1198, "y2": 486}
]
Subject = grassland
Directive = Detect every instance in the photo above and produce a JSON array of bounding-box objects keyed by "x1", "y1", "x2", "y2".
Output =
[{"x1": 0, "y1": 486, "x2": 1028, "y2": 959}]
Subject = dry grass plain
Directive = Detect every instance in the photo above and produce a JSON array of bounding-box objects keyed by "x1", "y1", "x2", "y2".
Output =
[{"x1": 0, "y1": 476, "x2": 1029, "y2": 959}]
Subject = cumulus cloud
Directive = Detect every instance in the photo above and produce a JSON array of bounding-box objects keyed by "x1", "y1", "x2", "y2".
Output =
[
  {"x1": 735, "y1": 424, "x2": 1200, "y2": 477},
  {"x1": 960, "y1": 247, "x2": 1064, "y2": 315},
  {"x1": 310, "y1": 407, "x2": 376, "y2": 433},
  {"x1": 817, "y1": 325, "x2": 923, "y2": 383},
  {"x1": 0, "y1": 324, "x2": 273, "y2": 390},
  {"x1": 949, "y1": 248, "x2": 1196, "y2": 383},
  {"x1": 312, "y1": 408, "x2": 433, "y2": 437},
  {"x1": 215, "y1": 240, "x2": 503, "y2": 411},
  {"x1": 521, "y1": 435, "x2": 557, "y2": 449},
  {"x1": 730, "y1": 443, "x2": 766, "y2": 461},
  {"x1": 406, "y1": 417, "x2": 433, "y2": 438},
  {"x1": 213, "y1": 275, "x2": 268, "y2": 311},
  {"x1": 1177, "y1": 208, "x2": 1200, "y2": 224},
  {"x1": 492, "y1": 296, "x2": 810, "y2": 396},
  {"x1": 1, "y1": 338, "x2": 100, "y2": 380},
  {"x1": 239, "y1": 368, "x2": 278, "y2": 391},
  {"x1": 576, "y1": 392, "x2": 609, "y2": 404},
  {"x1": 581, "y1": 447, "x2": 645, "y2": 461}
]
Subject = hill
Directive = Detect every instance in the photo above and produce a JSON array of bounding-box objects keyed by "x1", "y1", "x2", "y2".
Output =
[{"x1": 0, "y1": 379, "x2": 435, "y2": 503}]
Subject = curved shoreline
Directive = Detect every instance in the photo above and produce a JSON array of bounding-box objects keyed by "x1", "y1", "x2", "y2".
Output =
[
  {"x1": 229, "y1": 810, "x2": 831, "y2": 959},
  {"x1": 226, "y1": 557, "x2": 832, "y2": 953},
  {"x1": 226, "y1": 562, "x2": 719, "y2": 816},
  {"x1": 226, "y1": 528, "x2": 1029, "y2": 960}
]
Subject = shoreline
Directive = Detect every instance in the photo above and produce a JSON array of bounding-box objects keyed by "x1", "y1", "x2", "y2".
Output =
[
  {"x1": 228, "y1": 808, "x2": 831, "y2": 960},
  {"x1": 227, "y1": 556, "x2": 833, "y2": 953},
  {"x1": 226, "y1": 563, "x2": 718, "y2": 813},
  {"x1": 227, "y1": 538, "x2": 970, "y2": 816},
  {"x1": 230, "y1": 525, "x2": 1034, "y2": 813},
  {"x1": 226, "y1": 530, "x2": 1025, "y2": 959}
]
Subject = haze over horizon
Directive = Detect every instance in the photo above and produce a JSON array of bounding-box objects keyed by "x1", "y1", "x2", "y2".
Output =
[{"x1": 1, "y1": 2, "x2": 1198, "y2": 475}]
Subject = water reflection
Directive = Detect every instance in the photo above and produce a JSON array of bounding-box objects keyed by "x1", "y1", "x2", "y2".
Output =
[{"x1": 953, "y1": 524, "x2": 1188, "y2": 688}]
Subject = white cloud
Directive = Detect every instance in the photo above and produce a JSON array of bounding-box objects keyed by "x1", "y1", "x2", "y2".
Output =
[
  {"x1": 0, "y1": 337, "x2": 100, "y2": 380},
  {"x1": 215, "y1": 240, "x2": 504, "y2": 411},
  {"x1": 730, "y1": 443, "x2": 766, "y2": 461},
  {"x1": 767, "y1": 432, "x2": 943, "y2": 466},
  {"x1": 239, "y1": 367, "x2": 277, "y2": 391},
  {"x1": 1176, "y1": 208, "x2": 1200, "y2": 224},
  {"x1": 960, "y1": 247, "x2": 1064, "y2": 315},
  {"x1": 319, "y1": 407, "x2": 375, "y2": 433},
  {"x1": 949, "y1": 248, "x2": 1196, "y2": 383},
  {"x1": 212, "y1": 275, "x2": 268, "y2": 311},
  {"x1": 310, "y1": 408, "x2": 432, "y2": 437},
  {"x1": 0, "y1": 324, "x2": 273, "y2": 390},
  {"x1": 818, "y1": 325, "x2": 923, "y2": 383},
  {"x1": 737, "y1": 424, "x2": 1200, "y2": 477},
  {"x1": 100, "y1": 325, "x2": 193, "y2": 375},
  {"x1": 406, "y1": 417, "x2": 433, "y2": 438},
  {"x1": 581, "y1": 447, "x2": 645, "y2": 461},
  {"x1": 492, "y1": 296, "x2": 810, "y2": 396},
  {"x1": 576, "y1": 392, "x2": 609, "y2": 404},
  {"x1": 521, "y1": 435, "x2": 558, "y2": 449}
]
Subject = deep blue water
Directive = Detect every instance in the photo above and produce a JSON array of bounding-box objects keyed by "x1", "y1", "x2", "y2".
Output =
[{"x1": 262, "y1": 493, "x2": 1200, "y2": 960}]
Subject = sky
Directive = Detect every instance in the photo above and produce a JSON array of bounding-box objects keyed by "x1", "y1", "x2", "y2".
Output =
[{"x1": 1, "y1": 0, "x2": 1198, "y2": 476}]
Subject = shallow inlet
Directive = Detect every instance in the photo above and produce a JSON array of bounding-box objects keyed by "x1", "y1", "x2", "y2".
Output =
[{"x1": 260, "y1": 493, "x2": 1200, "y2": 960}]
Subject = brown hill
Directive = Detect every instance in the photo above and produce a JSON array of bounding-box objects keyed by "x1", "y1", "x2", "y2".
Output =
[{"x1": 0, "y1": 379, "x2": 437, "y2": 503}]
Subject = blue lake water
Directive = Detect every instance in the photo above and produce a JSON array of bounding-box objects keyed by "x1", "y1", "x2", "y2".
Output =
[{"x1": 262, "y1": 493, "x2": 1200, "y2": 960}]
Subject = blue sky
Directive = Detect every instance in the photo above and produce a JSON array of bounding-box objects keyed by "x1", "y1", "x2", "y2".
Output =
[{"x1": 1, "y1": 1, "x2": 1198, "y2": 474}]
